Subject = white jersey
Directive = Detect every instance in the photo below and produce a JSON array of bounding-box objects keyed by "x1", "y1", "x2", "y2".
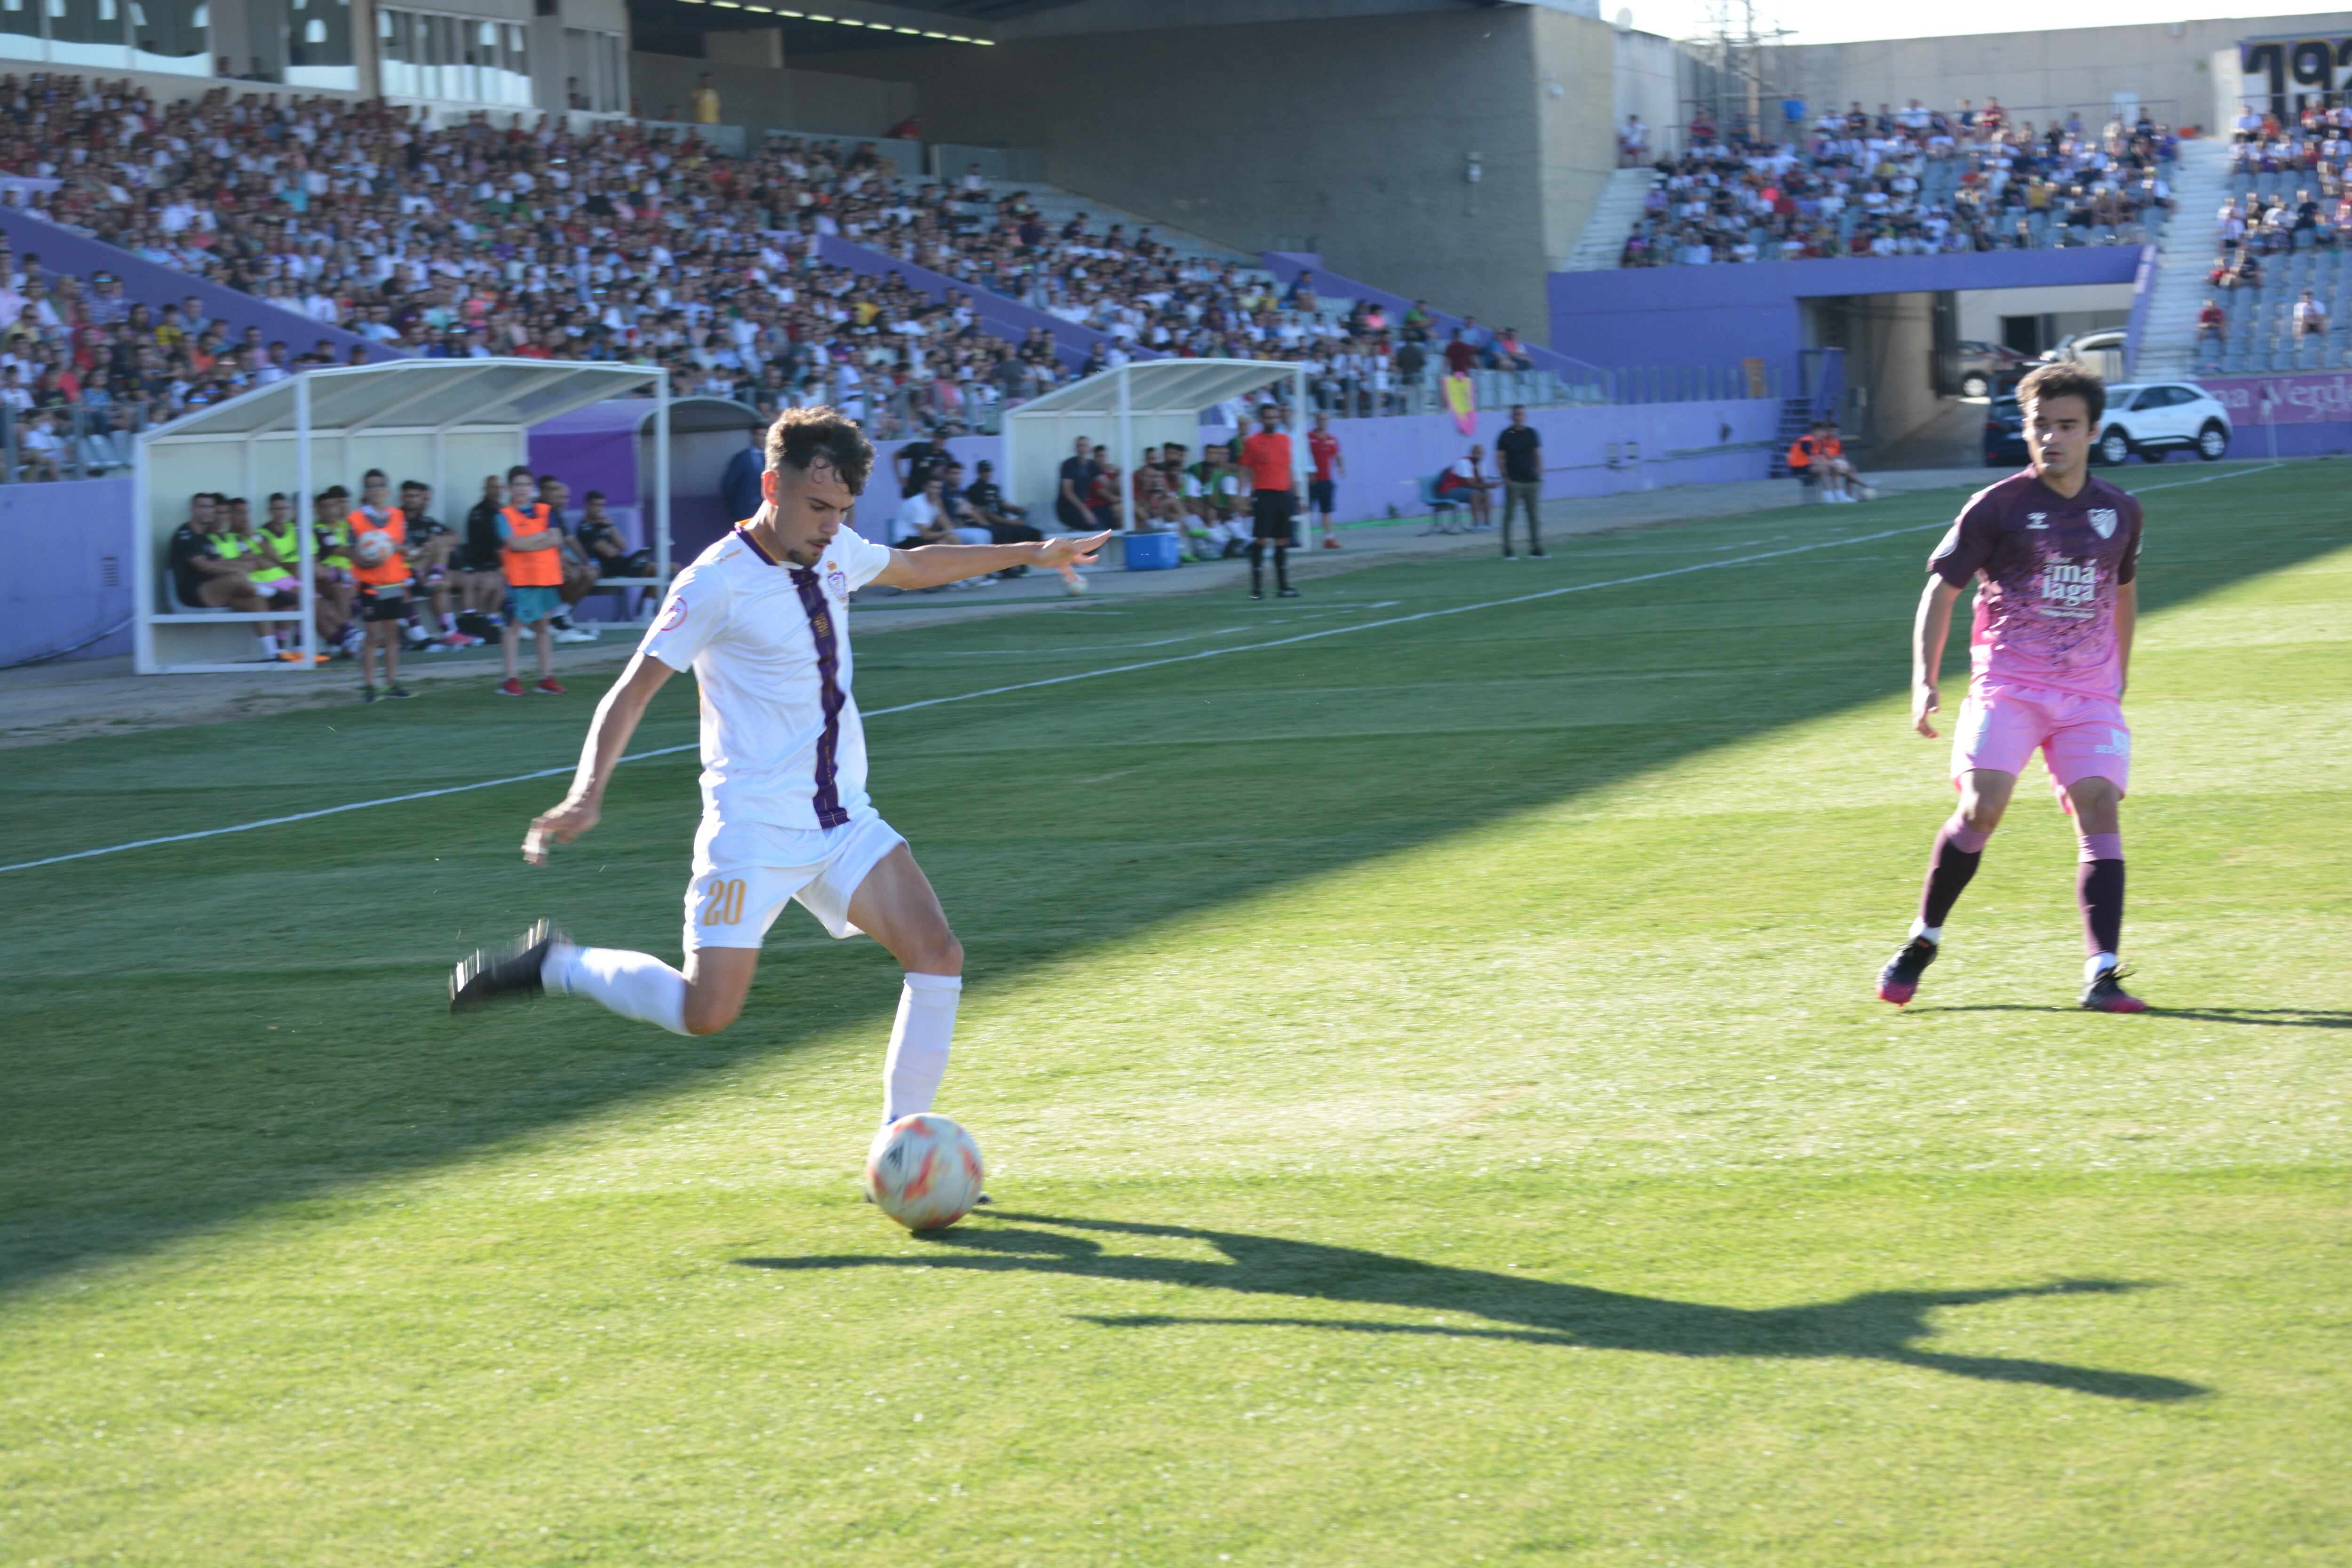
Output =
[{"x1": 639, "y1": 522, "x2": 896, "y2": 866}]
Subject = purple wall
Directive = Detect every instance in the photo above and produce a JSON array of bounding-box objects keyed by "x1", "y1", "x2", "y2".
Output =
[
  {"x1": 848, "y1": 399, "x2": 1777, "y2": 541},
  {"x1": 0, "y1": 207, "x2": 403, "y2": 366},
  {"x1": 529, "y1": 401, "x2": 646, "y2": 517},
  {"x1": 1548, "y1": 248, "x2": 2149, "y2": 372},
  {"x1": 815, "y1": 234, "x2": 1152, "y2": 373},
  {"x1": 1295, "y1": 398, "x2": 1780, "y2": 521},
  {"x1": 1, "y1": 477, "x2": 134, "y2": 666}
]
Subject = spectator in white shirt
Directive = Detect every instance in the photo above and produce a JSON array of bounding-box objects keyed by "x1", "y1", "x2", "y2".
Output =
[{"x1": 2294, "y1": 290, "x2": 2328, "y2": 337}]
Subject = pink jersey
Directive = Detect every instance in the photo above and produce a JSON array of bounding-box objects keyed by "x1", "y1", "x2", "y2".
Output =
[{"x1": 1928, "y1": 468, "x2": 2143, "y2": 700}]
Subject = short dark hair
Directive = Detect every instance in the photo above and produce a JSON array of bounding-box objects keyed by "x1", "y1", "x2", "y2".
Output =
[
  {"x1": 2017, "y1": 362, "x2": 2106, "y2": 426},
  {"x1": 362, "y1": 468, "x2": 387, "y2": 485},
  {"x1": 400, "y1": 478, "x2": 425, "y2": 492},
  {"x1": 765, "y1": 405, "x2": 873, "y2": 495},
  {"x1": 584, "y1": 489, "x2": 605, "y2": 503},
  {"x1": 507, "y1": 464, "x2": 533, "y2": 481}
]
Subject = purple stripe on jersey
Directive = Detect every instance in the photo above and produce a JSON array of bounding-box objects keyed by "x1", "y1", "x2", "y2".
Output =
[
  {"x1": 733, "y1": 524, "x2": 778, "y2": 565},
  {"x1": 788, "y1": 565, "x2": 850, "y2": 829}
]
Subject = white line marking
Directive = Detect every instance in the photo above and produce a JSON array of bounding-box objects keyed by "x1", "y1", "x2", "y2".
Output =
[{"x1": 0, "y1": 463, "x2": 2291, "y2": 876}]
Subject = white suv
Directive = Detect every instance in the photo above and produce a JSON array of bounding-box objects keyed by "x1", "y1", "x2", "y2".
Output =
[{"x1": 2093, "y1": 382, "x2": 2233, "y2": 465}]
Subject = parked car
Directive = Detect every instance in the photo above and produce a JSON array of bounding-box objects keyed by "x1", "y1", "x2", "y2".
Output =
[
  {"x1": 1953, "y1": 339, "x2": 2030, "y2": 399},
  {"x1": 1985, "y1": 382, "x2": 2232, "y2": 466},
  {"x1": 2044, "y1": 327, "x2": 2128, "y2": 382},
  {"x1": 1983, "y1": 395, "x2": 2029, "y2": 466},
  {"x1": 2090, "y1": 382, "x2": 2233, "y2": 464}
]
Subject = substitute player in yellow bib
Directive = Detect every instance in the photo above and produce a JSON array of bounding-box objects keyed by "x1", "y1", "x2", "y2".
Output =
[{"x1": 448, "y1": 407, "x2": 1108, "y2": 1136}]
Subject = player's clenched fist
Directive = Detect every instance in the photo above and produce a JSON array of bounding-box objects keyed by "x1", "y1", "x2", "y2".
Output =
[
  {"x1": 524, "y1": 796, "x2": 599, "y2": 864},
  {"x1": 1912, "y1": 682, "x2": 1940, "y2": 739}
]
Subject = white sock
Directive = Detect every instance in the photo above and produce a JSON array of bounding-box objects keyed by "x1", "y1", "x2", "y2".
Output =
[
  {"x1": 541, "y1": 943, "x2": 690, "y2": 1035},
  {"x1": 2085, "y1": 952, "x2": 2120, "y2": 981},
  {"x1": 1909, "y1": 920, "x2": 1942, "y2": 943},
  {"x1": 439, "y1": 610, "x2": 457, "y2": 633},
  {"x1": 257, "y1": 632, "x2": 279, "y2": 655},
  {"x1": 882, "y1": 972, "x2": 962, "y2": 1124}
]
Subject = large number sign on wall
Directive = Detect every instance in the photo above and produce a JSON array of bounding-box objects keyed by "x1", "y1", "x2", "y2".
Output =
[{"x1": 2238, "y1": 34, "x2": 2352, "y2": 121}]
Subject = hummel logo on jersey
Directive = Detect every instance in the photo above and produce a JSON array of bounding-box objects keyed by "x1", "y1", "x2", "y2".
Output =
[
  {"x1": 2089, "y1": 508, "x2": 2118, "y2": 539},
  {"x1": 2026, "y1": 512, "x2": 2049, "y2": 529},
  {"x1": 2093, "y1": 727, "x2": 2130, "y2": 757}
]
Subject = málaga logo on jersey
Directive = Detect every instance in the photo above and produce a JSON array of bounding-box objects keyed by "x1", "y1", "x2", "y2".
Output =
[
  {"x1": 658, "y1": 596, "x2": 688, "y2": 632},
  {"x1": 2089, "y1": 508, "x2": 2118, "y2": 539}
]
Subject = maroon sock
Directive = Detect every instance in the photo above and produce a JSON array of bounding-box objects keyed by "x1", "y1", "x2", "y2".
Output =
[
  {"x1": 1918, "y1": 816, "x2": 1988, "y2": 931},
  {"x1": 2078, "y1": 859, "x2": 2125, "y2": 955}
]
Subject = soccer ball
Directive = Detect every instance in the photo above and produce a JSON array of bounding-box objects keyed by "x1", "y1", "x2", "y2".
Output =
[
  {"x1": 864, "y1": 1113, "x2": 985, "y2": 1231},
  {"x1": 353, "y1": 531, "x2": 395, "y2": 567}
]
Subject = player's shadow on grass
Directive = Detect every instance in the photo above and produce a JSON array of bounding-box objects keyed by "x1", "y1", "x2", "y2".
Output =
[
  {"x1": 1913, "y1": 1004, "x2": 2352, "y2": 1028},
  {"x1": 737, "y1": 1214, "x2": 2203, "y2": 1403}
]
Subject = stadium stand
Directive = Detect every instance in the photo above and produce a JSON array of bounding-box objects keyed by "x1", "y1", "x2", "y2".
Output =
[
  {"x1": 0, "y1": 70, "x2": 1648, "y2": 480},
  {"x1": 1608, "y1": 103, "x2": 2180, "y2": 268}
]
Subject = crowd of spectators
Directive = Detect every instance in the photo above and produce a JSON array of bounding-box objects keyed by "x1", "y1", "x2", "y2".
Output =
[
  {"x1": 1614, "y1": 98, "x2": 2180, "y2": 267},
  {"x1": 0, "y1": 71, "x2": 1564, "y2": 471}
]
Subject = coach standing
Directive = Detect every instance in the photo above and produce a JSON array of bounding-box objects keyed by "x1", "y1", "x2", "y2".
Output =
[
  {"x1": 1495, "y1": 405, "x2": 1544, "y2": 559},
  {"x1": 1241, "y1": 404, "x2": 1300, "y2": 600}
]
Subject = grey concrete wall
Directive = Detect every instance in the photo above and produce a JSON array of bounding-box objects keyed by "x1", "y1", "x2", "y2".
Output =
[
  {"x1": 626, "y1": 53, "x2": 915, "y2": 137},
  {"x1": 794, "y1": 6, "x2": 1616, "y2": 331},
  {"x1": 1780, "y1": 12, "x2": 2352, "y2": 136}
]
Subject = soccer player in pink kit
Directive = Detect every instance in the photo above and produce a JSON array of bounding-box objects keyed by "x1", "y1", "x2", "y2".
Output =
[{"x1": 1878, "y1": 364, "x2": 2148, "y2": 1013}]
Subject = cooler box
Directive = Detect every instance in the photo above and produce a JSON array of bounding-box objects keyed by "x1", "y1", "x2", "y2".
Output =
[{"x1": 1123, "y1": 532, "x2": 1182, "y2": 571}]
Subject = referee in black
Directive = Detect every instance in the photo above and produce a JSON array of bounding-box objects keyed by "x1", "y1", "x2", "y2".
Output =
[{"x1": 1240, "y1": 404, "x2": 1301, "y2": 600}]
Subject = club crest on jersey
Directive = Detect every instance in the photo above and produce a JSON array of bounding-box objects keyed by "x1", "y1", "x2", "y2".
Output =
[
  {"x1": 658, "y1": 595, "x2": 689, "y2": 632},
  {"x1": 824, "y1": 563, "x2": 849, "y2": 599},
  {"x1": 2089, "y1": 508, "x2": 2118, "y2": 539}
]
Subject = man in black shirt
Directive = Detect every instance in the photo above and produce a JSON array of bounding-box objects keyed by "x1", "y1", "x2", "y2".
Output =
[
  {"x1": 962, "y1": 459, "x2": 1039, "y2": 543},
  {"x1": 1056, "y1": 437, "x2": 1099, "y2": 533},
  {"x1": 894, "y1": 437, "x2": 945, "y2": 498},
  {"x1": 168, "y1": 491, "x2": 269, "y2": 613},
  {"x1": 459, "y1": 473, "x2": 509, "y2": 628},
  {"x1": 1494, "y1": 406, "x2": 1545, "y2": 559}
]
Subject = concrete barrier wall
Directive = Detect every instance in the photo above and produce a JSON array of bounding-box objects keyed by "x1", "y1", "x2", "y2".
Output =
[{"x1": 1, "y1": 478, "x2": 135, "y2": 667}]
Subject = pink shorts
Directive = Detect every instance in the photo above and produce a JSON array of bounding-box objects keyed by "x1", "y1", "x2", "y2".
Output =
[{"x1": 1952, "y1": 681, "x2": 2130, "y2": 797}]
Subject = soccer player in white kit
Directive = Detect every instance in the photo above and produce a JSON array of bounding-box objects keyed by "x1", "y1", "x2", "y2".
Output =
[{"x1": 450, "y1": 408, "x2": 1108, "y2": 1131}]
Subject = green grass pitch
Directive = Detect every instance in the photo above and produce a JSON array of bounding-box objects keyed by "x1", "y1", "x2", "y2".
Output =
[{"x1": 1, "y1": 462, "x2": 2346, "y2": 1566}]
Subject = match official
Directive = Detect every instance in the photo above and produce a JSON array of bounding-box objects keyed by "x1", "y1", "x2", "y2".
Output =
[{"x1": 1241, "y1": 404, "x2": 1301, "y2": 600}]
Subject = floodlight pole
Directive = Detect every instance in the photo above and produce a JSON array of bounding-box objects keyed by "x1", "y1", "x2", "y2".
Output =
[
  {"x1": 654, "y1": 369, "x2": 673, "y2": 590},
  {"x1": 297, "y1": 373, "x2": 318, "y2": 669}
]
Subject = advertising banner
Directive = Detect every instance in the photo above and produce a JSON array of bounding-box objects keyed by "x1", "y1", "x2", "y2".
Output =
[{"x1": 2199, "y1": 372, "x2": 2352, "y2": 425}]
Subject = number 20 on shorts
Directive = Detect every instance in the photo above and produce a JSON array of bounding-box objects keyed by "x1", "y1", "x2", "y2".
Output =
[{"x1": 699, "y1": 877, "x2": 747, "y2": 926}]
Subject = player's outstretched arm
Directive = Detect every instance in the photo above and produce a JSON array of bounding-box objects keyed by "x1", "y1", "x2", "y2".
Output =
[
  {"x1": 1912, "y1": 577, "x2": 1963, "y2": 738},
  {"x1": 873, "y1": 531, "x2": 1111, "y2": 591},
  {"x1": 524, "y1": 652, "x2": 676, "y2": 864}
]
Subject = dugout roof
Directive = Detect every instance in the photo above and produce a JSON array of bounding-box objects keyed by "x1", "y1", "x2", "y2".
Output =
[
  {"x1": 145, "y1": 359, "x2": 659, "y2": 444},
  {"x1": 1012, "y1": 358, "x2": 1300, "y2": 418}
]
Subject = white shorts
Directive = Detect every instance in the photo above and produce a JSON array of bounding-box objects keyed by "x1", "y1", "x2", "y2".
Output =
[{"x1": 682, "y1": 810, "x2": 906, "y2": 952}]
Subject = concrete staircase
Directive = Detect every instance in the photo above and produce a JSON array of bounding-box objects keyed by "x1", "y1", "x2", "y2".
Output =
[
  {"x1": 2131, "y1": 137, "x2": 2233, "y2": 379},
  {"x1": 1562, "y1": 167, "x2": 1661, "y2": 271}
]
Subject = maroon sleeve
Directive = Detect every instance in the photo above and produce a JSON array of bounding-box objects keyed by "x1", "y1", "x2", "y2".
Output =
[
  {"x1": 2117, "y1": 493, "x2": 2144, "y2": 585},
  {"x1": 1927, "y1": 493, "x2": 2002, "y2": 587}
]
